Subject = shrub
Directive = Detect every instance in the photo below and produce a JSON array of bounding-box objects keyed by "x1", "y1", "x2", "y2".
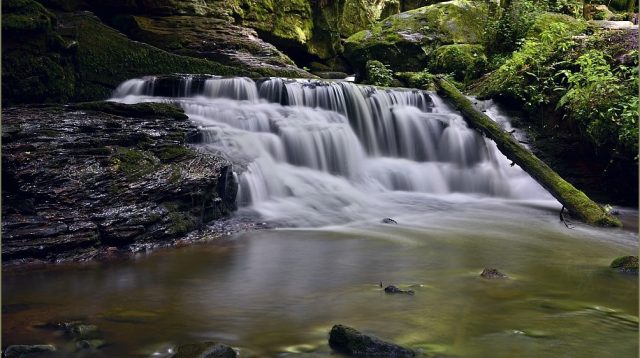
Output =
[{"x1": 365, "y1": 60, "x2": 394, "y2": 87}]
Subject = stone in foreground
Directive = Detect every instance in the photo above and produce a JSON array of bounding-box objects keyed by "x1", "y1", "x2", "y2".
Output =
[
  {"x1": 480, "y1": 268, "x2": 508, "y2": 279},
  {"x1": 384, "y1": 285, "x2": 415, "y2": 295},
  {"x1": 172, "y1": 342, "x2": 236, "y2": 358},
  {"x1": 329, "y1": 324, "x2": 415, "y2": 357},
  {"x1": 609, "y1": 256, "x2": 638, "y2": 274},
  {"x1": 4, "y1": 345, "x2": 56, "y2": 358}
]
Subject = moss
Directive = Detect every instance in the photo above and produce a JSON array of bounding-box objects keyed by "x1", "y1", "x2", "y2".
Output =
[
  {"x1": 72, "y1": 101, "x2": 188, "y2": 120},
  {"x1": 344, "y1": 0, "x2": 488, "y2": 75},
  {"x1": 435, "y1": 77, "x2": 622, "y2": 227},
  {"x1": 114, "y1": 147, "x2": 158, "y2": 180},
  {"x1": 527, "y1": 12, "x2": 587, "y2": 39},
  {"x1": 164, "y1": 203, "x2": 196, "y2": 236},
  {"x1": 169, "y1": 167, "x2": 182, "y2": 184},
  {"x1": 431, "y1": 44, "x2": 487, "y2": 82},
  {"x1": 155, "y1": 145, "x2": 194, "y2": 162},
  {"x1": 395, "y1": 71, "x2": 435, "y2": 90},
  {"x1": 59, "y1": 12, "x2": 251, "y2": 102},
  {"x1": 610, "y1": 256, "x2": 638, "y2": 272}
]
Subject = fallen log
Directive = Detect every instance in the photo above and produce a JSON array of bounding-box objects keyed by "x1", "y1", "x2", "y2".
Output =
[{"x1": 434, "y1": 77, "x2": 621, "y2": 227}]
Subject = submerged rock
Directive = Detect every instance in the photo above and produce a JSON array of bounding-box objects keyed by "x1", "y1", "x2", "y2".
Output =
[
  {"x1": 381, "y1": 218, "x2": 398, "y2": 224},
  {"x1": 480, "y1": 268, "x2": 508, "y2": 279},
  {"x1": 329, "y1": 324, "x2": 415, "y2": 357},
  {"x1": 76, "y1": 339, "x2": 107, "y2": 350},
  {"x1": 4, "y1": 345, "x2": 56, "y2": 358},
  {"x1": 609, "y1": 256, "x2": 638, "y2": 274},
  {"x1": 172, "y1": 342, "x2": 236, "y2": 358},
  {"x1": 384, "y1": 285, "x2": 415, "y2": 295}
]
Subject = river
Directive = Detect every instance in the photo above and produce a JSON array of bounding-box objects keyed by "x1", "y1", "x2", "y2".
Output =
[{"x1": 2, "y1": 77, "x2": 637, "y2": 357}]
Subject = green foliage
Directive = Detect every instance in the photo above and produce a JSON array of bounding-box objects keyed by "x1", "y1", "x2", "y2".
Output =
[
  {"x1": 114, "y1": 147, "x2": 158, "y2": 180},
  {"x1": 558, "y1": 50, "x2": 638, "y2": 154},
  {"x1": 431, "y1": 44, "x2": 487, "y2": 82},
  {"x1": 478, "y1": 22, "x2": 580, "y2": 108},
  {"x1": 365, "y1": 60, "x2": 394, "y2": 87}
]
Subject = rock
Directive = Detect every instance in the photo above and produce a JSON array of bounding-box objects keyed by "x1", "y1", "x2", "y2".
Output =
[
  {"x1": 384, "y1": 285, "x2": 415, "y2": 295},
  {"x1": 110, "y1": 15, "x2": 312, "y2": 78},
  {"x1": 609, "y1": 256, "x2": 638, "y2": 274},
  {"x1": 430, "y1": 44, "x2": 487, "y2": 81},
  {"x1": 312, "y1": 71, "x2": 349, "y2": 79},
  {"x1": 2, "y1": 104, "x2": 236, "y2": 264},
  {"x1": 76, "y1": 339, "x2": 106, "y2": 350},
  {"x1": 4, "y1": 345, "x2": 56, "y2": 358},
  {"x1": 480, "y1": 268, "x2": 508, "y2": 279},
  {"x1": 1, "y1": 1, "x2": 250, "y2": 105},
  {"x1": 381, "y1": 218, "x2": 398, "y2": 224},
  {"x1": 328, "y1": 324, "x2": 415, "y2": 357},
  {"x1": 67, "y1": 324, "x2": 101, "y2": 340},
  {"x1": 344, "y1": 0, "x2": 488, "y2": 76},
  {"x1": 172, "y1": 342, "x2": 237, "y2": 358}
]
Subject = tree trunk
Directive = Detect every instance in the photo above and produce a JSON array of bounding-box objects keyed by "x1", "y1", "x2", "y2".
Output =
[{"x1": 434, "y1": 77, "x2": 621, "y2": 227}]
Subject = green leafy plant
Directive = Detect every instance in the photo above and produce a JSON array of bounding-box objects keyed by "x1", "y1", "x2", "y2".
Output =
[{"x1": 365, "y1": 60, "x2": 394, "y2": 87}]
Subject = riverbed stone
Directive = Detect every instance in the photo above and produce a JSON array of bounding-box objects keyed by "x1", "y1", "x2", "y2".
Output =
[
  {"x1": 609, "y1": 256, "x2": 638, "y2": 274},
  {"x1": 172, "y1": 342, "x2": 237, "y2": 358},
  {"x1": 329, "y1": 324, "x2": 415, "y2": 357},
  {"x1": 4, "y1": 345, "x2": 56, "y2": 358},
  {"x1": 480, "y1": 268, "x2": 508, "y2": 279},
  {"x1": 384, "y1": 285, "x2": 415, "y2": 295}
]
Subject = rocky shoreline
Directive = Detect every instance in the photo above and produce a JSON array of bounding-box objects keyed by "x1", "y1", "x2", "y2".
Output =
[{"x1": 1, "y1": 102, "x2": 239, "y2": 266}]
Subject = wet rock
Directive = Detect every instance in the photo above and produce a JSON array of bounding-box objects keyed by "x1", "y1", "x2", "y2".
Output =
[
  {"x1": 381, "y1": 218, "x2": 398, "y2": 224},
  {"x1": 76, "y1": 339, "x2": 106, "y2": 350},
  {"x1": 328, "y1": 324, "x2": 415, "y2": 357},
  {"x1": 384, "y1": 285, "x2": 415, "y2": 295},
  {"x1": 172, "y1": 342, "x2": 236, "y2": 358},
  {"x1": 2, "y1": 104, "x2": 236, "y2": 264},
  {"x1": 67, "y1": 324, "x2": 101, "y2": 340},
  {"x1": 312, "y1": 71, "x2": 349, "y2": 79},
  {"x1": 480, "y1": 268, "x2": 508, "y2": 279},
  {"x1": 609, "y1": 256, "x2": 638, "y2": 274},
  {"x1": 4, "y1": 345, "x2": 56, "y2": 358}
]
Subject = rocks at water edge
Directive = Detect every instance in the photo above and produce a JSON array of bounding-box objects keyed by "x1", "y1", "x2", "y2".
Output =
[
  {"x1": 329, "y1": 324, "x2": 415, "y2": 357},
  {"x1": 384, "y1": 285, "x2": 415, "y2": 295},
  {"x1": 4, "y1": 345, "x2": 56, "y2": 358},
  {"x1": 172, "y1": 342, "x2": 237, "y2": 358},
  {"x1": 609, "y1": 256, "x2": 638, "y2": 274},
  {"x1": 2, "y1": 103, "x2": 237, "y2": 265},
  {"x1": 480, "y1": 268, "x2": 508, "y2": 279}
]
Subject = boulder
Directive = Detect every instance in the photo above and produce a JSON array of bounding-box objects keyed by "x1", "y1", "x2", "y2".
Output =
[
  {"x1": 4, "y1": 345, "x2": 56, "y2": 358},
  {"x1": 329, "y1": 324, "x2": 415, "y2": 357},
  {"x1": 609, "y1": 256, "x2": 638, "y2": 274},
  {"x1": 344, "y1": 0, "x2": 488, "y2": 76},
  {"x1": 172, "y1": 342, "x2": 237, "y2": 358}
]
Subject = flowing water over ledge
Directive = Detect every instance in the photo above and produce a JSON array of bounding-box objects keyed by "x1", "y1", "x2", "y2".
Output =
[{"x1": 2, "y1": 76, "x2": 638, "y2": 357}]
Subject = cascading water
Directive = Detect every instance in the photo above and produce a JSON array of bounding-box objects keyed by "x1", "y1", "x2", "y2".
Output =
[{"x1": 111, "y1": 76, "x2": 553, "y2": 226}]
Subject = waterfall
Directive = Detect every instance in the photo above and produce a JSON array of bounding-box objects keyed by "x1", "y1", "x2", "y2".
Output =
[{"x1": 111, "y1": 76, "x2": 552, "y2": 226}]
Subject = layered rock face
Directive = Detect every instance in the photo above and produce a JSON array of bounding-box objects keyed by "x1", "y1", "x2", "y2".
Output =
[{"x1": 2, "y1": 102, "x2": 237, "y2": 264}]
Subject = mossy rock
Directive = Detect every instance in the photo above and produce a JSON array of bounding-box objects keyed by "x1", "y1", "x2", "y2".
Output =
[
  {"x1": 527, "y1": 12, "x2": 588, "y2": 38},
  {"x1": 430, "y1": 43, "x2": 486, "y2": 81},
  {"x1": 610, "y1": 256, "x2": 638, "y2": 274},
  {"x1": 344, "y1": 0, "x2": 488, "y2": 76},
  {"x1": 114, "y1": 147, "x2": 159, "y2": 180},
  {"x1": 395, "y1": 70, "x2": 435, "y2": 90},
  {"x1": 72, "y1": 101, "x2": 188, "y2": 120},
  {"x1": 62, "y1": 12, "x2": 251, "y2": 102}
]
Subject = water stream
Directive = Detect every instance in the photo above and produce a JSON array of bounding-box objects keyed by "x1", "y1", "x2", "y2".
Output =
[{"x1": 2, "y1": 76, "x2": 637, "y2": 357}]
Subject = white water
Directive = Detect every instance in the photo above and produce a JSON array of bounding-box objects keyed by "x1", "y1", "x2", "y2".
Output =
[{"x1": 111, "y1": 76, "x2": 555, "y2": 227}]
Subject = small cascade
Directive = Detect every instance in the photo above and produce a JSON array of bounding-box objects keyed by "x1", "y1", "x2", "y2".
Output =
[{"x1": 111, "y1": 76, "x2": 552, "y2": 226}]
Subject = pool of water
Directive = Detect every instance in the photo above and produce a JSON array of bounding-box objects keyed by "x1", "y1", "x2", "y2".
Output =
[{"x1": 3, "y1": 198, "x2": 637, "y2": 357}]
